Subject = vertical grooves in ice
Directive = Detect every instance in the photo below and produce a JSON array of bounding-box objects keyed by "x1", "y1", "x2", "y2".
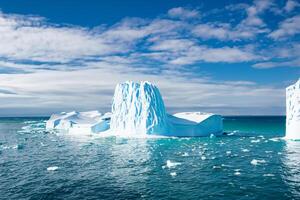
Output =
[{"x1": 110, "y1": 81, "x2": 168, "y2": 135}]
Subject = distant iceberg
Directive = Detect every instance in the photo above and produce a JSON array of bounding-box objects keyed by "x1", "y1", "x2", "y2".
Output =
[
  {"x1": 46, "y1": 81, "x2": 223, "y2": 137},
  {"x1": 286, "y1": 79, "x2": 300, "y2": 139}
]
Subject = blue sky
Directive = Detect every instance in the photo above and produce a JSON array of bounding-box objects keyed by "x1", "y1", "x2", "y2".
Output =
[{"x1": 0, "y1": 0, "x2": 299, "y2": 116}]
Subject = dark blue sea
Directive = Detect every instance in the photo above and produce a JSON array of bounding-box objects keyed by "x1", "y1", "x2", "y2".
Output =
[{"x1": 1, "y1": 116, "x2": 300, "y2": 200}]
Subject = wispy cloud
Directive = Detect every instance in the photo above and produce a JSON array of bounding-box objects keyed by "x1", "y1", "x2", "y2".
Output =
[
  {"x1": 269, "y1": 15, "x2": 300, "y2": 40},
  {"x1": 167, "y1": 7, "x2": 199, "y2": 19},
  {"x1": 284, "y1": 0, "x2": 300, "y2": 12}
]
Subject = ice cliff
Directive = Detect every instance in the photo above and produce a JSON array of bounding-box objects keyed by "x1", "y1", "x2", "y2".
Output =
[
  {"x1": 110, "y1": 81, "x2": 168, "y2": 135},
  {"x1": 286, "y1": 79, "x2": 300, "y2": 139},
  {"x1": 46, "y1": 81, "x2": 223, "y2": 137}
]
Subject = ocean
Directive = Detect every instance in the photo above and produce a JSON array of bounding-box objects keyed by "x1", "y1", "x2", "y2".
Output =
[{"x1": 1, "y1": 116, "x2": 300, "y2": 200}]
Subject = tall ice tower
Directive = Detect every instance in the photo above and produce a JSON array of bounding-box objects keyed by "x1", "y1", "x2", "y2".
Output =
[{"x1": 286, "y1": 79, "x2": 300, "y2": 139}]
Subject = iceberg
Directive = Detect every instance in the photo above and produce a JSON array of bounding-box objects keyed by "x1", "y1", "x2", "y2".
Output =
[
  {"x1": 286, "y1": 79, "x2": 300, "y2": 139},
  {"x1": 46, "y1": 110, "x2": 110, "y2": 134},
  {"x1": 46, "y1": 81, "x2": 223, "y2": 136}
]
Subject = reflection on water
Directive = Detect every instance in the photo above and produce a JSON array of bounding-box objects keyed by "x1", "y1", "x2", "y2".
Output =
[{"x1": 282, "y1": 140, "x2": 300, "y2": 197}]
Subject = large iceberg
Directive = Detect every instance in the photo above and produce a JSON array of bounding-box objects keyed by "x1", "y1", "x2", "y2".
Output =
[
  {"x1": 286, "y1": 79, "x2": 300, "y2": 139},
  {"x1": 46, "y1": 81, "x2": 223, "y2": 137}
]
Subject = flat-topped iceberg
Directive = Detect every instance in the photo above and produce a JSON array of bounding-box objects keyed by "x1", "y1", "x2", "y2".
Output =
[
  {"x1": 46, "y1": 81, "x2": 223, "y2": 136},
  {"x1": 286, "y1": 79, "x2": 300, "y2": 139},
  {"x1": 46, "y1": 111, "x2": 111, "y2": 134}
]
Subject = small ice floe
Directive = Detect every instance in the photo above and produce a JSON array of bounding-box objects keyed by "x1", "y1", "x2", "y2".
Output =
[
  {"x1": 265, "y1": 151, "x2": 273, "y2": 154},
  {"x1": 1, "y1": 144, "x2": 23, "y2": 150},
  {"x1": 210, "y1": 134, "x2": 216, "y2": 138},
  {"x1": 166, "y1": 160, "x2": 181, "y2": 168},
  {"x1": 226, "y1": 151, "x2": 231, "y2": 155},
  {"x1": 221, "y1": 164, "x2": 231, "y2": 168},
  {"x1": 263, "y1": 174, "x2": 275, "y2": 177},
  {"x1": 227, "y1": 132, "x2": 235, "y2": 136},
  {"x1": 234, "y1": 169, "x2": 241, "y2": 176},
  {"x1": 251, "y1": 159, "x2": 266, "y2": 166},
  {"x1": 234, "y1": 172, "x2": 241, "y2": 176},
  {"x1": 251, "y1": 139, "x2": 260, "y2": 143},
  {"x1": 47, "y1": 166, "x2": 59, "y2": 171},
  {"x1": 170, "y1": 172, "x2": 177, "y2": 177},
  {"x1": 212, "y1": 165, "x2": 222, "y2": 170},
  {"x1": 269, "y1": 138, "x2": 280, "y2": 142},
  {"x1": 201, "y1": 156, "x2": 206, "y2": 160},
  {"x1": 241, "y1": 148, "x2": 250, "y2": 152},
  {"x1": 182, "y1": 152, "x2": 189, "y2": 157}
]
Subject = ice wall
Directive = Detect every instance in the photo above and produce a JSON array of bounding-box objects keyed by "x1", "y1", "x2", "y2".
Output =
[
  {"x1": 286, "y1": 79, "x2": 300, "y2": 139},
  {"x1": 110, "y1": 81, "x2": 168, "y2": 135}
]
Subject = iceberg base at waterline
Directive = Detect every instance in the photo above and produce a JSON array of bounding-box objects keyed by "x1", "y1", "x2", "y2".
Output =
[{"x1": 46, "y1": 81, "x2": 223, "y2": 137}]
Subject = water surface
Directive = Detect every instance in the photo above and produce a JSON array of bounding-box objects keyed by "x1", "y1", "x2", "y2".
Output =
[{"x1": 1, "y1": 116, "x2": 300, "y2": 200}]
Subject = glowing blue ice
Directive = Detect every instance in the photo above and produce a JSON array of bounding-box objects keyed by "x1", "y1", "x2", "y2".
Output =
[{"x1": 46, "y1": 81, "x2": 223, "y2": 136}]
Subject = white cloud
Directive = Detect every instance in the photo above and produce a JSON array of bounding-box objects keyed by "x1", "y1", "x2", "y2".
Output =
[
  {"x1": 148, "y1": 38, "x2": 259, "y2": 65},
  {"x1": 241, "y1": 0, "x2": 273, "y2": 27},
  {"x1": 168, "y1": 7, "x2": 199, "y2": 19},
  {"x1": 284, "y1": 0, "x2": 300, "y2": 12},
  {"x1": 192, "y1": 23, "x2": 268, "y2": 40},
  {"x1": 253, "y1": 59, "x2": 300, "y2": 68},
  {"x1": 269, "y1": 15, "x2": 300, "y2": 40},
  {"x1": 0, "y1": 13, "x2": 130, "y2": 63}
]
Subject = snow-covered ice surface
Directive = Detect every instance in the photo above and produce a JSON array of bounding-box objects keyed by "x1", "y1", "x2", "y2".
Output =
[
  {"x1": 46, "y1": 111, "x2": 110, "y2": 134},
  {"x1": 46, "y1": 81, "x2": 223, "y2": 137},
  {"x1": 286, "y1": 79, "x2": 300, "y2": 139}
]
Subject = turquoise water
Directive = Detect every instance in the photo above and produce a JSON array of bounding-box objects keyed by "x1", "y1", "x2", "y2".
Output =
[{"x1": 1, "y1": 116, "x2": 300, "y2": 200}]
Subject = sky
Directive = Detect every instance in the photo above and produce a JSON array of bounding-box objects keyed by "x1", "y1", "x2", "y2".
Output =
[{"x1": 0, "y1": 0, "x2": 299, "y2": 116}]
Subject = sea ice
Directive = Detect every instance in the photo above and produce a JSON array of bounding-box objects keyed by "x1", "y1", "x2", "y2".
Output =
[
  {"x1": 46, "y1": 111, "x2": 110, "y2": 134},
  {"x1": 286, "y1": 79, "x2": 300, "y2": 139},
  {"x1": 47, "y1": 166, "x2": 59, "y2": 171},
  {"x1": 250, "y1": 159, "x2": 266, "y2": 165},
  {"x1": 166, "y1": 160, "x2": 181, "y2": 168},
  {"x1": 170, "y1": 172, "x2": 177, "y2": 177},
  {"x1": 46, "y1": 81, "x2": 223, "y2": 136}
]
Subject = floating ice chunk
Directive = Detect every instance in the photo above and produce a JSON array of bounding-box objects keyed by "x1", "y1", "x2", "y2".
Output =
[
  {"x1": 46, "y1": 111, "x2": 110, "y2": 134},
  {"x1": 47, "y1": 166, "x2": 59, "y2": 171},
  {"x1": 251, "y1": 159, "x2": 266, "y2": 165},
  {"x1": 182, "y1": 152, "x2": 189, "y2": 157},
  {"x1": 241, "y1": 148, "x2": 250, "y2": 152},
  {"x1": 286, "y1": 79, "x2": 300, "y2": 139},
  {"x1": 170, "y1": 172, "x2": 177, "y2": 177},
  {"x1": 201, "y1": 156, "x2": 206, "y2": 160},
  {"x1": 166, "y1": 160, "x2": 181, "y2": 168},
  {"x1": 212, "y1": 165, "x2": 222, "y2": 170},
  {"x1": 263, "y1": 174, "x2": 275, "y2": 177},
  {"x1": 269, "y1": 137, "x2": 280, "y2": 142},
  {"x1": 251, "y1": 139, "x2": 260, "y2": 143},
  {"x1": 234, "y1": 172, "x2": 241, "y2": 176}
]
